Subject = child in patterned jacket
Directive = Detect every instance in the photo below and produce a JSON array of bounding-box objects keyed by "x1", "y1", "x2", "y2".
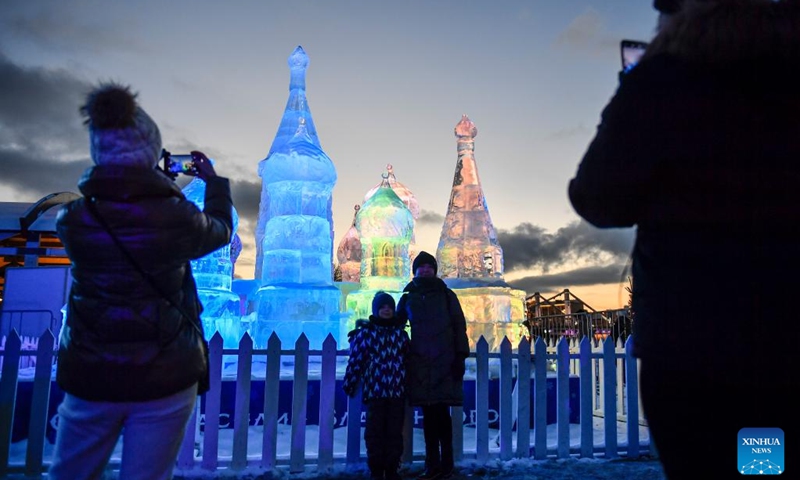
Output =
[{"x1": 343, "y1": 291, "x2": 410, "y2": 480}]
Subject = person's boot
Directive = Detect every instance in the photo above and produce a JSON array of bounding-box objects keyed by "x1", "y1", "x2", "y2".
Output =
[
  {"x1": 416, "y1": 467, "x2": 441, "y2": 480},
  {"x1": 368, "y1": 458, "x2": 384, "y2": 480},
  {"x1": 369, "y1": 467, "x2": 384, "y2": 480},
  {"x1": 385, "y1": 462, "x2": 402, "y2": 480}
]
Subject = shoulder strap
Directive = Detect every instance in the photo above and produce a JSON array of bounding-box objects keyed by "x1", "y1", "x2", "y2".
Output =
[{"x1": 85, "y1": 197, "x2": 202, "y2": 336}]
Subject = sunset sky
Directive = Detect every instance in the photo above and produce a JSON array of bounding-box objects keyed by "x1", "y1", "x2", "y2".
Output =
[{"x1": 0, "y1": 1, "x2": 661, "y2": 309}]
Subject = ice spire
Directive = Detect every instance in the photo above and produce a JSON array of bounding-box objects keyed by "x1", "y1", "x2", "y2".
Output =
[
  {"x1": 434, "y1": 116, "x2": 526, "y2": 353},
  {"x1": 336, "y1": 205, "x2": 362, "y2": 283},
  {"x1": 252, "y1": 115, "x2": 341, "y2": 349},
  {"x1": 437, "y1": 115, "x2": 504, "y2": 279},
  {"x1": 255, "y1": 45, "x2": 322, "y2": 280}
]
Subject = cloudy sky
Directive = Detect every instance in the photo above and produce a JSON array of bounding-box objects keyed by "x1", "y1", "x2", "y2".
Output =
[{"x1": 0, "y1": 1, "x2": 659, "y2": 309}]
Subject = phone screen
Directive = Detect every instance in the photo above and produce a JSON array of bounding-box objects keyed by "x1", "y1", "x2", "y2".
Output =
[{"x1": 620, "y1": 40, "x2": 648, "y2": 73}]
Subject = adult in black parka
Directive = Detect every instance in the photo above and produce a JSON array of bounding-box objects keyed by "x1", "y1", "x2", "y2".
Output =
[
  {"x1": 569, "y1": 1, "x2": 800, "y2": 477},
  {"x1": 396, "y1": 251, "x2": 469, "y2": 480}
]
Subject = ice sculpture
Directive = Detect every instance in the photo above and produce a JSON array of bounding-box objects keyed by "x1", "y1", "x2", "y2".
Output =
[
  {"x1": 344, "y1": 176, "x2": 414, "y2": 344},
  {"x1": 436, "y1": 115, "x2": 527, "y2": 351},
  {"x1": 183, "y1": 174, "x2": 243, "y2": 348},
  {"x1": 364, "y1": 164, "x2": 421, "y2": 263},
  {"x1": 255, "y1": 45, "x2": 323, "y2": 281},
  {"x1": 336, "y1": 205, "x2": 362, "y2": 283},
  {"x1": 252, "y1": 118, "x2": 341, "y2": 349}
]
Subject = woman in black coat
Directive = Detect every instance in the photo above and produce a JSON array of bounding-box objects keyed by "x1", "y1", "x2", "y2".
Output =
[
  {"x1": 396, "y1": 251, "x2": 469, "y2": 480},
  {"x1": 50, "y1": 83, "x2": 233, "y2": 480}
]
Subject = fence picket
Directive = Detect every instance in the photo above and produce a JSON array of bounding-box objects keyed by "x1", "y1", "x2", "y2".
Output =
[
  {"x1": 499, "y1": 338, "x2": 512, "y2": 460},
  {"x1": 202, "y1": 333, "x2": 224, "y2": 471},
  {"x1": 317, "y1": 334, "x2": 337, "y2": 472},
  {"x1": 475, "y1": 337, "x2": 489, "y2": 463},
  {"x1": 515, "y1": 338, "x2": 530, "y2": 459},
  {"x1": 345, "y1": 387, "x2": 362, "y2": 468},
  {"x1": 289, "y1": 334, "x2": 309, "y2": 473},
  {"x1": 0, "y1": 331, "x2": 22, "y2": 476},
  {"x1": 602, "y1": 337, "x2": 618, "y2": 458},
  {"x1": 625, "y1": 337, "x2": 640, "y2": 457},
  {"x1": 532, "y1": 338, "x2": 547, "y2": 460},
  {"x1": 232, "y1": 333, "x2": 253, "y2": 470},
  {"x1": 579, "y1": 337, "x2": 593, "y2": 458},
  {"x1": 24, "y1": 330, "x2": 55, "y2": 477},
  {"x1": 261, "y1": 333, "x2": 282, "y2": 470},
  {"x1": 556, "y1": 338, "x2": 570, "y2": 458}
]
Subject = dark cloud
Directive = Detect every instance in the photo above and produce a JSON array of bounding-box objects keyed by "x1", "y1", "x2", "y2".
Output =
[
  {"x1": 230, "y1": 178, "x2": 260, "y2": 226},
  {"x1": 0, "y1": 49, "x2": 93, "y2": 197},
  {"x1": 418, "y1": 209, "x2": 444, "y2": 226},
  {"x1": 498, "y1": 220, "x2": 634, "y2": 272},
  {"x1": 507, "y1": 263, "x2": 630, "y2": 294}
]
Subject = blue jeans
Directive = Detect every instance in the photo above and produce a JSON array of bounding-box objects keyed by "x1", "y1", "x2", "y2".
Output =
[{"x1": 48, "y1": 384, "x2": 197, "y2": 480}]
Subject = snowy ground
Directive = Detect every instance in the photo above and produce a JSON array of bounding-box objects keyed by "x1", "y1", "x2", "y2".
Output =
[{"x1": 6, "y1": 417, "x2": 665, "y2": 479}]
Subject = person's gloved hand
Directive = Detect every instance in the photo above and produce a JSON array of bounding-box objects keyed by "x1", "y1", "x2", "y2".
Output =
[{"x1": 191, "y1": 150, "x2": 217, "y2": 181}]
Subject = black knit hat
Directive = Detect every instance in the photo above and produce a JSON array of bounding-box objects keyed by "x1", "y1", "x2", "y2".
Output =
[
  {"x1": 412, "y1": 251, "x2": 438, "y2": 276},
  {"x1": 372, "y1": 291, "x2": 396, "y2": 317}
]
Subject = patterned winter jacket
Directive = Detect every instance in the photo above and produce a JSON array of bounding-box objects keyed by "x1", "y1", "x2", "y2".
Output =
[{"x1": 342, "y1": 315, "x2": 410, "y2": 403}]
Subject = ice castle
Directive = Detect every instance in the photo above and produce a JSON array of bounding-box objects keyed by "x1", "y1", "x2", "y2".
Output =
[
  {"x1": 436, "y1": 115, "x2": 526, "y2": 351},
  {"x1": 344, "y1": 174, "x2": 414, "y2": 342},
  {"x1": 252, "y1": 46, "x2": 342, "y2": 350}
]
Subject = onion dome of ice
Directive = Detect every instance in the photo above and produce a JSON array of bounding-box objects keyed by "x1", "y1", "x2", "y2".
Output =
[
  {"x1": 356, "y1": 175, "x2": 414, "y2": 282},
  {"x1": 336, "y1": 204, "x2": 362, "y2": 283},
  {"x1": 364, "y1": 164, "x2": 420, "y2": 220}
]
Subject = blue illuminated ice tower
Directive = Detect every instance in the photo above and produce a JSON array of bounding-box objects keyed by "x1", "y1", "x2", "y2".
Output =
[
  {"x1": 255, "y1": 45, "x2": 322, "y2": 281},
  {"x1": 182, "y1": 174, "x2": 242, "y2": 348},
  {"x1": 253, "y1": 47, "x2": 340, "y2": 349}
]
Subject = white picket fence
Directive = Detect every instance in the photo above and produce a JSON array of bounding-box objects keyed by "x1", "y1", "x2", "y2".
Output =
[{"x1": 0, "y1": 329, "x2": 650, "y2": 477}]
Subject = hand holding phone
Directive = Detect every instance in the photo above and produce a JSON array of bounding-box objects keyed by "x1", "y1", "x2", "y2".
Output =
[{"x1": 620, "y1": 39, "x2": 649, "y2": 74}]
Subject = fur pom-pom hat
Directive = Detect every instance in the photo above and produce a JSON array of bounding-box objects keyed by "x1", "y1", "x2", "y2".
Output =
[
  {"x1": 372, "y1": 291, "x2": 396, "y2": 317},
  {"x1": 80, "y1": 83, "x2": 162, "y2": 168}
]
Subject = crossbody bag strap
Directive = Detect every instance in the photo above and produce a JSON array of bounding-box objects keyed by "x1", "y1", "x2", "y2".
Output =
[{"x1": 85, "y1": 197, "x2": 203, "y2": 337}]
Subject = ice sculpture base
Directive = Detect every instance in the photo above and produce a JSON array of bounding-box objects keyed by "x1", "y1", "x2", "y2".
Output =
[
  {"x1": 198, "y1": 289, "x2": 243, "y2": 348},
  {"x1": 253, "y1": 284, "x2": 343, "y2": 349},
  {"x1": 444, "y1": 282, "x2": 527, "y2": 352}
]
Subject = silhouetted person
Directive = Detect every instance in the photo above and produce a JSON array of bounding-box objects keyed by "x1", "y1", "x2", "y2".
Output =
[
  {"x1": 396, "y1": 252, "x2": 469, "y2": 480},
  {"x1": 569, "y1": 1, "x2": 800, "y2": 478},
  {"x1": 50, "y1": 83, "x2": 232, "y2": 479}
]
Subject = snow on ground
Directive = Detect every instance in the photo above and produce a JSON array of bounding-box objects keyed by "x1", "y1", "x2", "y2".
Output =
[{"x1": 7, "y1": 417, "x2": 665, "y2": 479}]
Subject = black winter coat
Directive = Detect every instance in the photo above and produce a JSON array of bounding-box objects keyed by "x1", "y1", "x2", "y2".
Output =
[
  {"x1": 342, "y1": 315, "x2": 410, "y2": 403},
  {"x1": 396, "y1": 277, "x2": 469, "y2": 407},
  {"x1": 569, "y1": 52, "x2": 800, "y2": 370},
  {"x1": 55, "y1": 166, "x2": 233, "y2": 401}
]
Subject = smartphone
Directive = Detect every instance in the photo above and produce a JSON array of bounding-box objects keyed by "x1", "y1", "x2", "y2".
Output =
[{"x1": 620, "y1": 39, "x2": 648, "y2": 74}]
